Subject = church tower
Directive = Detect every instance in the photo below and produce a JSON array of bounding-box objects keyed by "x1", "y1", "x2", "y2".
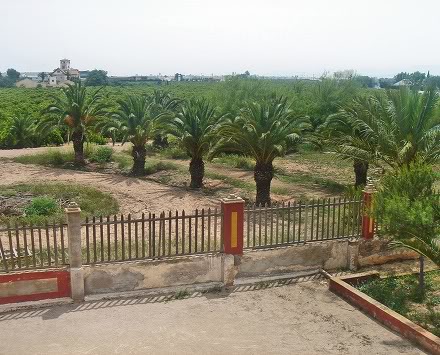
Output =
[{"x1": 60, "y1": 59, "x2": 71, "y2": 71}]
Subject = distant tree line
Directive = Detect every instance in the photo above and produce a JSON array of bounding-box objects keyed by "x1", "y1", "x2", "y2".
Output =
[{"x1": 0, "y1": 69, "x2": 21, "y2": 87}]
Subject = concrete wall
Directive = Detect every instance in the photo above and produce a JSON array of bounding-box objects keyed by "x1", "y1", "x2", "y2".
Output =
[
  {"x1": 82, "y1": 239, "x2": 419, "y2": 296},
  {"x1": 237, "y1": 240, "x2": 350, "y2": 278},
  {"x1": 358, "y1": 239, "x2": 418, "y2": 267},
  {"x1": 0, "y1": 270, "x2": 70, "y2": 305},
  {"x1": 84, "y1": 254, "x2": 236, "y2": 295}
]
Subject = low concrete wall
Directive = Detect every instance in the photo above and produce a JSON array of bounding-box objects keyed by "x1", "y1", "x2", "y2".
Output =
[
  {"x1": 237, "y1": 240, "x2": 350, "y2": 278},
  {"x1": 84, "y1": 254, "x2": 235, "y2": 295},
  {"x1": 0, "y1": 270, "x2": 70, "y2": 304},
  {"x1": 358, "y1": 239, "x2": 418, "y2": 267},
  {"x1": 82, "y1": 239, "x2": 421, "y2": 296},
  {"x1": 330, "y1": 273, "x2": 440, "y2": 355}
]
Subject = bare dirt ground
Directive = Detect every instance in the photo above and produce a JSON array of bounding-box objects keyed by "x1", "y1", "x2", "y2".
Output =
[
  {"x1": 0, "y1": 280, "x2": 425, "y2": 354},
  {"x1": 0, "y1": 145, "x2": 345, "y2": 217},
  {"x1": 0, "y1": 159, "x2": 217, "y2": 215}
]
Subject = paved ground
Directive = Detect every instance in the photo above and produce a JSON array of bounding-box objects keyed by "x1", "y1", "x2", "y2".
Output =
[{"x1": 0, "y1": 280, "x2": 425, "y2": 354}]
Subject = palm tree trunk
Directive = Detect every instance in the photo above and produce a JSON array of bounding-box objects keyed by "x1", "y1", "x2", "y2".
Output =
[
  {"x1": 72, "y1": 131, "x2": 85, "y2": 165},
  {"x1": 189, "y1": 157, "x2": 204, "y2": 188},
  {"x1": 131, "y1": 145, "x2": 146, "y2": 176},
  {"x1": 354, "y1": 160, "x2": 369, "y2": 188},
  {"x1": 254, "y1": 162, "x2": 274, "y2": 206}
]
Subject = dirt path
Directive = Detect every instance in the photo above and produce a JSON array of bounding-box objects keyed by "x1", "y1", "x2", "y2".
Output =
[
  {"x1": 0, "y1": 160, "x2": 217, "y2": 215},
  {"x1": 0, "y1": 281, "x2": 425, "y2": 354},
  {"x1": 0, "y1": 145, "x2": 343, "y2": 216}
]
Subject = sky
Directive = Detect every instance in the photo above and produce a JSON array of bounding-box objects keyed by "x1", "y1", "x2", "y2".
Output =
[{"x1": 1, "y1": 0, "x2": 440, "y2": 77}]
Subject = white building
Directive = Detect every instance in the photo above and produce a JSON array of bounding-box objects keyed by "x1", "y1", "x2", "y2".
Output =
[{"x1": 48, "y1": 59, "x2": 80, "y2": 86}]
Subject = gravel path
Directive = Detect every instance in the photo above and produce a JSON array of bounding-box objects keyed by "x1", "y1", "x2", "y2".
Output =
[{"x1": 0, "y1": 281, "x2": 425, "y2": 354}]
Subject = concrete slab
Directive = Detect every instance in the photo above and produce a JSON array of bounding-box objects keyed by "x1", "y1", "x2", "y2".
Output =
[{"x1": 0, "y1": 281, "x2": 426, "y2": 354}]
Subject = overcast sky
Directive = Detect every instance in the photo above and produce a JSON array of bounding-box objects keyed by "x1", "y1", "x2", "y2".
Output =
[{"x1": 1, "y1": 0, "x2": 439, "y2": 77}]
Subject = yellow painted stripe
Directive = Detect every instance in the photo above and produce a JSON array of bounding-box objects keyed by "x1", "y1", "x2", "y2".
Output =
[{"x1": 231, "y1": 212, "x2": 238, "y2": 248}]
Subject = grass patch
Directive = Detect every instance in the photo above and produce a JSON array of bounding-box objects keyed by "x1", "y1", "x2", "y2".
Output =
[
  {"x1": 89, "y1": 146, "x2": 113, "y2": 164},
  {"x1": 0, "y1": 183, "x2": 119, "y2": 225},
  {"x1": 277, "y1": 173, "x2": 346, "y2": 194},
  {"x1": 145, "y1": 160, "x2": 179, "y2": 175},
  {"x1": 15, "y1": 149, "x2": 75, "y2": 167},
  {"x1": 213, "y1": 154, "x2": 254, "y2": 171},
  {"x1": 357, "y1": 271, "x2": 440, "y2": 337},
  {"x1": 14, "y1": 145, "x2": 103, "y2": 168},
  {"x1": 113, "y1": 152, "x2": 133, "y2": 171},
  {"x1": 24, "y1": 197, "x2": 60, "y2": 217},
  {"x1": 159, "y1": 145, "x2": 189, "y2": 160},
  {"x1": 205, "y1": 171, "x2": 254, "y2": 192}
]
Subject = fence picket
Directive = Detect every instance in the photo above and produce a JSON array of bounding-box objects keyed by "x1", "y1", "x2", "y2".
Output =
[{"x1": 0, "y1": 195, "x2": 368, "y2": 273}]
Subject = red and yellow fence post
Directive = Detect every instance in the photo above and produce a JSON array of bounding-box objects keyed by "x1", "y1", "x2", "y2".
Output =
[
  {"x1": 362, "y1": 183, "x2": 375, "y2": 240},
  {"x1": 221, "y1": 194, "x2": 245, "y2": 255}
]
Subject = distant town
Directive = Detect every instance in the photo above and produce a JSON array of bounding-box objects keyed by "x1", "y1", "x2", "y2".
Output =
[{"x1": 1, "y1": 58, "x2": 438, "y2": 91}]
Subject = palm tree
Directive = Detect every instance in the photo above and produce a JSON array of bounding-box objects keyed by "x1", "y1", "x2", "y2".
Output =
[
  {"x1": 40, "y1": 81, "x2": 106, "y2": 165},
  {"x1": 95, "y1": 117, "x2": 122, "y2": 146},
  {"x1": 112, "y1": 95, "x2": 166, "y2": 175},
  {"x1": 10, "y1": 116, "x2": 36, "y2": 148},
  {"x1": 322, "y1": 87, "x2": 440, "y2": 185},
  {"x1": 167, "y1": 98, "x2": 225, "y2": 188},
  {"x1": 321, "y1": 96, "x2": 376, "y2": 187},
  {"x1": 149, "y1": 90, "x2": 182, "y2": 148},
  {"x1": 216, "y1": 96, "x2": 311, "y2": 206}
]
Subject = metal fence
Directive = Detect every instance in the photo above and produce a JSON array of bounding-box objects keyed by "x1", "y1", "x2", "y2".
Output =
[
  {"x1": 0, "y1": 222, "x2": 68, "y2": 273},
  {"x1": 0, "y1": 196, "x2": 364, "y2": 273},
  {"x1": 82, "y1": 208, "x2": 223, "y2": 265},
  {"x1": 244, "y1": 197, "x2": 363, "y2": 249}
]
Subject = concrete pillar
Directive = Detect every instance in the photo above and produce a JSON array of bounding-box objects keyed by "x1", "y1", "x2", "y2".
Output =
[
  {"x1": 347, "y1": 239, "x2": 359, "y2": 271},
  {"x1": 362, "y1": 183, "x2": 375, "y2": 240},
  {"x1": 221, "y1": 194, "x2": 245, "y2": 255},
  {"x1": 222, "y1": 254, "x2": 238, "y2": 286},
  {"x1": 66, "y1": 202, "x2": 84, "y2": 302}
]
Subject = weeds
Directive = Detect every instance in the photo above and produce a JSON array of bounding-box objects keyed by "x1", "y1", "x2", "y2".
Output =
[
  {"x1": 89, "y1": 146, "x2": 113, "y2": 164},
  {"x1": 357, "y1": 271, "x2": 440, "y2": 336},
  {"x1": 0, "y1": 183, "x2": 119, "y2": 225},
  {"x1": 24, "y1": 197, "x2": 60, "y2": 217},
  {"x1": 213, "y1": 154, "x2": 254, "y2": 171},
  {"x1": 174, "y1": 289, "x2": 190, "y2": 299}
]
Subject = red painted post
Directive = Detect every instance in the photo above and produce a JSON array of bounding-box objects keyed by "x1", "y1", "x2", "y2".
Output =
[
  {"x1": 362, "y1": 183, "x2": 375, "y2": 240},
  {"x1": 221, "y1": 194, "x2": 245, "y2": 255}
]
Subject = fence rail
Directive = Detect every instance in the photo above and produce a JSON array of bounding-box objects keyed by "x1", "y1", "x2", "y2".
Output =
[
  {"x1": 244, "y1": 197, "x2": 363, "y2": 249},
  {"x1": 0, "y1": 222, "x2": 68, "y2": 273},
  {"x1": 82, "y1": 208, "x2": 223, "y2": 265},
  {"x1": 0, "y1": 195, "x2": 365, "y2": 273}
]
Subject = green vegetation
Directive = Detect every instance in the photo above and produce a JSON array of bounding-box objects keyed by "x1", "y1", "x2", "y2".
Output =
[
  {"x1": 2, "y1": 78, "x2": 440, "y2": 204},
  {"x1": 106, "y1": 95, "x2": 168, "y2": 175},
  {"x1": 374, "y1": 163, "x2": 440, "y2": 292},
  {"x1": 213, "y1": 154, "x2": 254, "y2": 170},
  {"x1": 215, "y1": 96, "x2": 310, "y2": 205},
  {"x1": 39, "y1": 81, "x2": 107, "y2": 165},
  {"x1": 0, "y1": 183, "x2": 119, "y2": 224},
  {"x1": 24, "y1": 197, "x2": 60, "y2": 217},
  {"x1": 89, "y1": 146, "x2": 113, "y2": 163},
  {"x1": 322, "y1": 88, "x2": 440, "y2": 186},
  {"x1": 358, "y1": 271, "x2": 440, "y2": 337},
  {"x1": 167, "y1": 98, "x2": 226, "y2": 188}
]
